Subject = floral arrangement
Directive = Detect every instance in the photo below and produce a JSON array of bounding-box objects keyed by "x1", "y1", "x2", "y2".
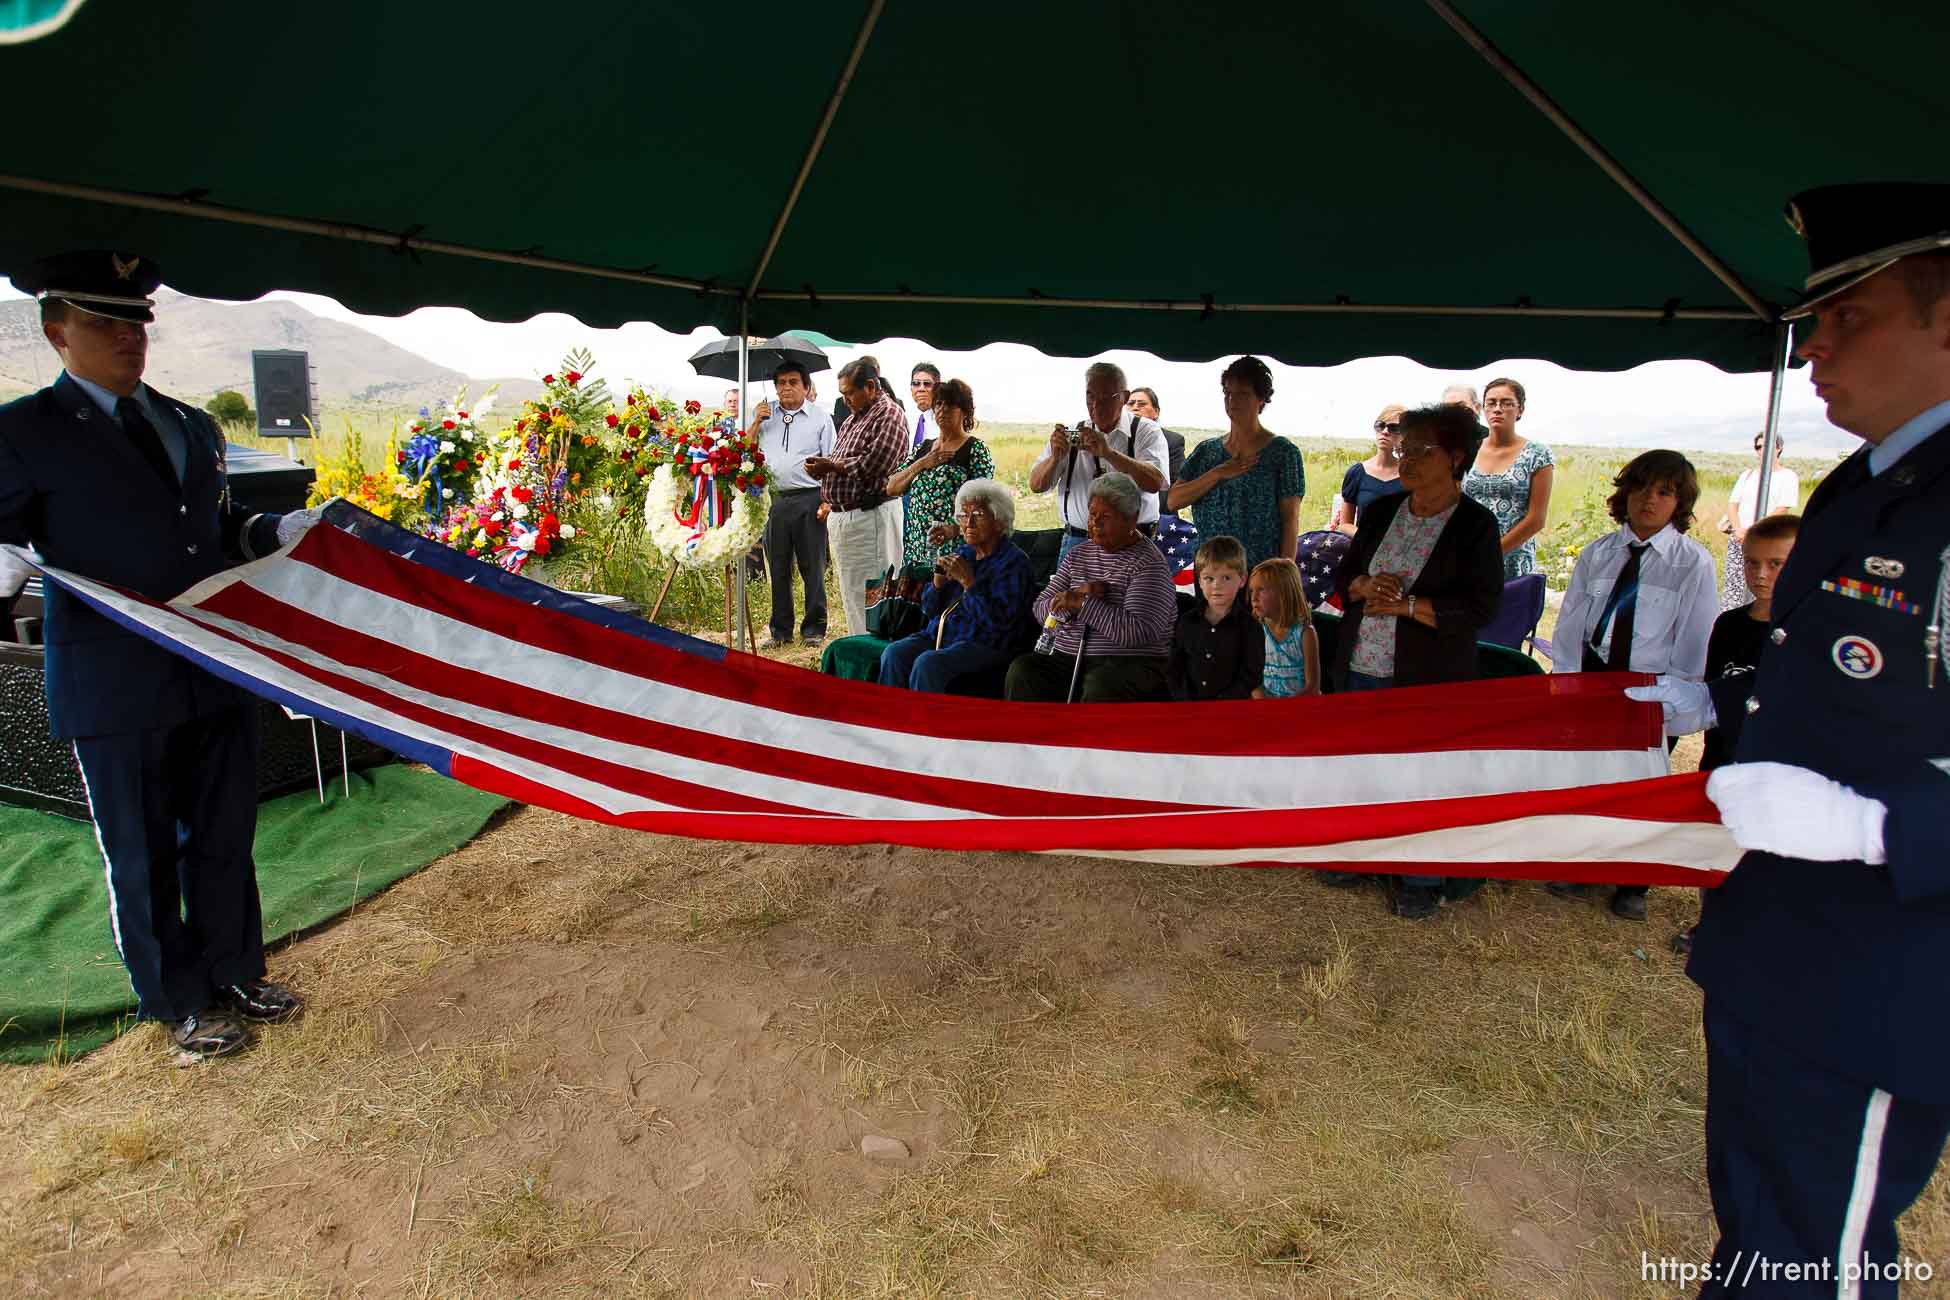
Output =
[
  {"x1": 399, "y1": 387, "x2": 496, "y2": 523},
  {"x1": 624, "y1": 392, "x2": 773, "y2": 568},
  {"x1": 306, "y1": 422, "x2": 426, "y2": 526},
  {"x1": 432, "y1": 352, "x2": 610, "y2": 573}
]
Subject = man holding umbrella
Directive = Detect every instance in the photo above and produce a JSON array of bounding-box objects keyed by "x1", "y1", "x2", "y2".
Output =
[{"x1": 746, "y1": 361, "x2": 835, "y2": 648}]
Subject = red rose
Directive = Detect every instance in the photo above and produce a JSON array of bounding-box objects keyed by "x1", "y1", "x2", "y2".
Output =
[
  {"x1": 543, "y1": 374, "x2": 555, "y2": 384},
  {"x1": 515, "y1": 419, "x2": 527, "y2": 433},
  {"x1": 458, "y1": 411, "x2": 468, "y2": 419},
  {"x1": 565, "y1": 371, "x2": 582, "y2": 386},
  {"x1": 684, "y1": 399, "x2": 702, "y2": 414},
  {"x1": 624, "y1": 393, "x2": 635, "y2": 407},
  {"x1": 620, "y1": 448, "x2": 632, "y2": 461},
  {"x1": 752, "y1": 450, "x2": 766, "y2": 465},
  {"x1": 442, "y1": 419, "x2": 456, "y2": 430},
  {"x1": 626, "y1": 424, "x2": 640, "y2": 439},
  {"x1": 635, "y1": 466, "x2": 648, "y2": 477},
  {"x1": 534, "y1": 534, "x2": 551, "y2": 556},
  {"x1": 541, "y1": 512, "x2": 559, "y2": 531},
  {"x1": 605, "y1": 413, "x2": 619, "y2": 427},
  {"x1": 511, "y1": 486, "x2": 534, "y2": 503},
  {"x1": 736, "y1": 476, "x2": 749, "y2": 492},
  {"x1": 508, "y1": 458, "x2": 521, "y2": 471}
]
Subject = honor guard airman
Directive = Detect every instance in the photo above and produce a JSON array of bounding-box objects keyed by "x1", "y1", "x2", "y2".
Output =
[
  {"x1": 1631, "y1": 183, "x2": 1950, "y2": 1298},
  {"x1": 0, "y1": 251, "x2": 321, "y2": 1060}
]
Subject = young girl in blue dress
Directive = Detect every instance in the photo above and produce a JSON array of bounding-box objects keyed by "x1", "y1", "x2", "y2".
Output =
[{"x1": 1249, "y1": 558, "x2": 1319, "y2": 698}]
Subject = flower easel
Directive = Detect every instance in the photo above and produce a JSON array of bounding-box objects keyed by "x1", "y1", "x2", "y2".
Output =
[{"x1": 643, "y1": 455, "x2": 770, "y2": 648}]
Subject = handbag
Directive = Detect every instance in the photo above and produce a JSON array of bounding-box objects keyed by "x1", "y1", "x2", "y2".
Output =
[{"x1": 864, "y1": 563, "x2": 931, "y2": 641}]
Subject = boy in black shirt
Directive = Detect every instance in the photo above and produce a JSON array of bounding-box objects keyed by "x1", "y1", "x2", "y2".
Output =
[
  {"x1": 1168, "y1": 536, "x2": 1263, "y2": 700},
  {"x1": 1676, "y1": 512, "x2": 1798, "y2": 954}
]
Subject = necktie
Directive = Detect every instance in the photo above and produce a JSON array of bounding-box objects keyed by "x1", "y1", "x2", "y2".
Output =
[
  {"x1": 914, "y1": 413, "x2": 926, "y2": 449},
  {"x1": 115, "y1": 397, "x2": 180, "y2": 488},
  {"x1": 1598, "y1": 542, "x2": 1649, "y2": 671}
]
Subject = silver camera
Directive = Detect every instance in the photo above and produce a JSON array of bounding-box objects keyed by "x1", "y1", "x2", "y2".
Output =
[{"x1": 1066, "y1": 423, "x2": 1087, "y2": 448}]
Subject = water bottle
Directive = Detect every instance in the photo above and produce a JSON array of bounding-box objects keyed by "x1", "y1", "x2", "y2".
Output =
[{"x1": 1033, "y1": 610, "x2": 1063, "y2": 655}]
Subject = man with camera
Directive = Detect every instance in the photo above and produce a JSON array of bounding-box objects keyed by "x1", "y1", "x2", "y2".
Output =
[{"x1": 1029, "y1": 362, "x2": 1170, "y2": 558}]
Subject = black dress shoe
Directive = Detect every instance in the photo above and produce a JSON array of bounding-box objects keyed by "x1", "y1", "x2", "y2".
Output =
[
  {"x1": 166, "y1": 1009, "x2": 252, "y2": 1058},
  {"x1": 220, "y1": 979, "x2": 303, "y2": 1023},
  {"x1": 1393, "y1": 885, "x2": 1441, "y2": 920},
  {"x1": 1610, "y1": 890, "x2": 1649, "y2": 922}
]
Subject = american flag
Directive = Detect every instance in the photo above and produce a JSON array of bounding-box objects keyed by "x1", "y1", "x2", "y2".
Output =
[{"x1": 23, "y1": 502, "x2": 1738, "y2": 885}]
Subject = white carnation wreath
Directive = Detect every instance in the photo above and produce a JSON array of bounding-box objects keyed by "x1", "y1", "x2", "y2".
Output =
[{"x1": 644, "y1": 464, "x2": 770, "y2": 570}]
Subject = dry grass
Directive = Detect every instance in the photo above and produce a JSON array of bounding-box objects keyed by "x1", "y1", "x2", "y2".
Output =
[{"x1": 3, "y1": 807, "x2": 1945, "y2": 1298}]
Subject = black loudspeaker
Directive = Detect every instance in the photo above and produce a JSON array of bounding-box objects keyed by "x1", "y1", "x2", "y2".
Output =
[{"x1": 251, "y1": 349, "x2": 315, "y2": 435}]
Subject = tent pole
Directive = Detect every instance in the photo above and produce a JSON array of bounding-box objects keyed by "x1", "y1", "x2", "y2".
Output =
[
  {"x1": 744, "y1": 0, "x2": 886, "y2": 301},
  {"x1": 734, "y1": 301, "x2": 752, "y2": 654},
  {"x1": 1422, "y1": 0, "x2": 1775, "y2": 323},
  {"x1": 1754, "y1": 322, "x2": 1792, "y2": 519}
]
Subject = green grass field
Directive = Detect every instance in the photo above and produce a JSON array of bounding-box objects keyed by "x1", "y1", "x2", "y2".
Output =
[{"x1": 237, "y1": 414, "x2": 1833, "y2": 642}]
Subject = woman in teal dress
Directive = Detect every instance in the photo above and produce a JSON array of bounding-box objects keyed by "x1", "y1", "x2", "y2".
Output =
[
  {"x1": 1166, "y1": 356, "x2": 1305, "y2": 570},
  {"x1": 883, "y1": 378, "x2": 994, "y2": 571},
  {"x1": 1460, "y1": 376, "x2": 1554, "y2": 578}
]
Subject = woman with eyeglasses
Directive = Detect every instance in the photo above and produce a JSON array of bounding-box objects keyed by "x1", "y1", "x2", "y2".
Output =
[
  {"x1": 877, "y1": 478, "x2": 1033, "y2": 693},
  {"x1": 1716, "y1": 432, "x2": 1800, "y2": 611},
  {"x1": 1461, "y1": 377, "x2": 1555, "y2": 579},
  {"x1": 882, "y1": 378, "x2": 995, "y2": 573},
  {"x1": 1327, "y1": 403, "x2": 1504, "y2": 919},
  {"x1": 1328, "y1": 403, "x2": 1408, "y2": 536}
]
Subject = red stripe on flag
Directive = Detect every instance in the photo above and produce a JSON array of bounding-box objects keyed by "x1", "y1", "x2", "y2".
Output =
[
  {"x1": 451, "y1": 755, "x2": 1728, "y2": 887},
  {"x1": 285, "y1": 526, "x2": 1658, "y2": 758},
  {"x1": 187, "y1": 582, "x2": 1215, "y2": 818}
]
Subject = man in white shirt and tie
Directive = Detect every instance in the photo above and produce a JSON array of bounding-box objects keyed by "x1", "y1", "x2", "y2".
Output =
[
  {"x1": 908, "y1": 362, "x2": 941, "y2": 452},
  {"x1": 747, "y1": 362, "x2": 836, "y2": 648}
]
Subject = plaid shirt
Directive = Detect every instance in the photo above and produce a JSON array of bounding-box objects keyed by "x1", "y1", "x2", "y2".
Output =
[
  {"x1": 822, "y1": 391, "x2": 909, "y2": 512},
  {"x1": 920, "y1": 540, "x2": 1034, "y2": 650}
]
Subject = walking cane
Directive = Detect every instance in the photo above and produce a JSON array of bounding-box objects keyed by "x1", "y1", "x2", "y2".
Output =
[{"x1": 1065, "y1": 625, "x2": 1089, "y2": 704}]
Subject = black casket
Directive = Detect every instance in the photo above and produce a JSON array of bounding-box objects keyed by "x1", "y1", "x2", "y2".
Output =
[{"x1": 1, "y1": 444, "x2": 394, "y2": 820}]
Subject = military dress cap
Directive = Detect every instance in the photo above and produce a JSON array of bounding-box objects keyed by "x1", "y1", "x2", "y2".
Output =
[
  {"x1": 1781, "y1": 182, "x2": 1950, "y2": 319},
  {"x1": 10, "y1": 249, "x2": 163, "y2": 323}
]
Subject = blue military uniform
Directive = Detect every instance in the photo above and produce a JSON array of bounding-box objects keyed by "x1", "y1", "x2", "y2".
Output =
[
  {"x1": 0, "y1": 252, "x2": 285, "y2": 1030},
  {"x1": 1687, "y1": 186, "x2": 1950, "y2": 1298}
]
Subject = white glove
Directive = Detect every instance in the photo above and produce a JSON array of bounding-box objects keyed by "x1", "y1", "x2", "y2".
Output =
[
  {"x1": 1706, "y1": 762, "x2": 1888, "y2": 864},
  {"x1": 275, "y1": 508, "x2": 324, "y2": 549},
  {"x1": 0, "y1": 544, "x2": 41, "y2": 599},
  {"x1": 1623, "y1": 675, "x2": 1716, "y2": 736}
]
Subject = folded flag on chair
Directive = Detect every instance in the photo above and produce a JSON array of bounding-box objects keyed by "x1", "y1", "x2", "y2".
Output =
[{"x1": 25, "y1": 502, "x2": 1739, "y2": 886}]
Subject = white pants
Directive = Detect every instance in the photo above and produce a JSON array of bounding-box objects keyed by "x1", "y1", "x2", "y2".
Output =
[{"x1": 828, "y1": 499, "x2": 903, "y2": 636}]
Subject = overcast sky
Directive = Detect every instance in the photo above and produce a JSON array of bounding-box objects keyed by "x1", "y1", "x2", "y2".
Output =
[{"x1": 3, "y1": 280, "x2": 1849, "y2": 454}]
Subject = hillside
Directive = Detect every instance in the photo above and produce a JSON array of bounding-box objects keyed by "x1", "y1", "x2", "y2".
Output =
[{"x1": 0, "y1": 290, "x2": 542, "y2": 414}]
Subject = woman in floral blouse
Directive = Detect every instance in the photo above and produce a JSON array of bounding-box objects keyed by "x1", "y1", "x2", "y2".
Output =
[
  {"x1": 884, "y1": 377, "x2": 994, "y2": 571},
  {"x1": 1461, "y1": 376, "x2": 1554, "y2": 579}
]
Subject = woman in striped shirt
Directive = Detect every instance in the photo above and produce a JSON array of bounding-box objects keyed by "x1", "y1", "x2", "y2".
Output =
[{"x1": 1005, "y1": 473, "x2": 1178, "y2": 702}]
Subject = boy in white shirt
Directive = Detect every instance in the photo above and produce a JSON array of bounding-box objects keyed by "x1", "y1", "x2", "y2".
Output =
[{"x1": 1547, "y1": 449, "x2": 1718, "y2": 919}]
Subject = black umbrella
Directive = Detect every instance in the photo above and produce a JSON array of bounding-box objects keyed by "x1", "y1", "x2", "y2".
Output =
[{"x1": 686, "y1": 334, "x2": 830, "y2": 382}]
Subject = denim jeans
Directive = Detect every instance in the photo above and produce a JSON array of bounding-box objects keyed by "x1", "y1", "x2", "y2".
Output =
[{"x1": 878, "y1": 634, "x2": 1015, "y2": 694}]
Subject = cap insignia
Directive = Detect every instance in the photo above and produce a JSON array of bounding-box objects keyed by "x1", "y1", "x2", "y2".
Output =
[{"x1": 111, "y1": 254, "x2": 140, "y2": 282}]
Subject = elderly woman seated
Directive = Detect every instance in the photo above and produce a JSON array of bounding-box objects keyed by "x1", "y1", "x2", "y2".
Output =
[
  {"x1": 1005, "y1": 472, "x2": 1178, "y2": 702},
  {"x1": 877, "y1": 478, "x2": 1034, "y2": 693}
]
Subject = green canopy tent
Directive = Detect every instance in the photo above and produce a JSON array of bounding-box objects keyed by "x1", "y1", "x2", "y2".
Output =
[
  {"x1": 4, "y1": 1, "x2": 1944, "y2": 362},
  {"x1": 2, "y1": 0, "x2": 1943, "y2": 526}
]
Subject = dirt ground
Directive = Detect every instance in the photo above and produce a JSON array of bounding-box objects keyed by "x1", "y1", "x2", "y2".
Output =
[{"x1": 4, "y1": 799, "x2": 1946, "y2": 1299}]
